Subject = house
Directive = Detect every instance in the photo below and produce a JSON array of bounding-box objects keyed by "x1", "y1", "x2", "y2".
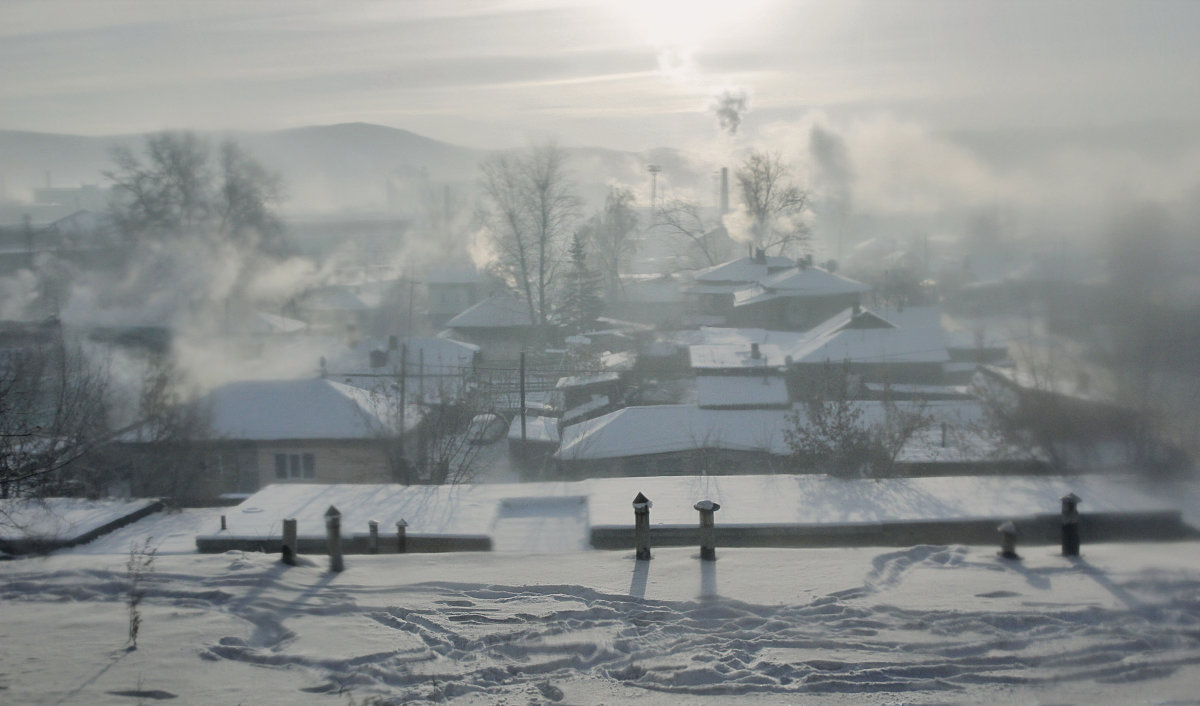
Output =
[
  {"x1": 554, "y1": 399, "x2": 1023, "y2": 479},
  {"x1": 730, "y1": 262, "x2": 872, "y2": 330},
  {"x1": 174, "y1": 378, "x2": 423, "y2": 493},
  {"x1": 606, "y1": 273, "x2": 685, "y2": 328},
  {"x1": 682, "y1": 250, "x2": 872, "y2": 331},
  {"x1": 784, "y1": 306, "x2": 950, "y2": 393},
  {"x1": 425, "y1": 265, "x2": 487, "y2": 328},
  {"x1": 290, "y1": 284, "x2": 374, "y2": 337},
  {"x1": 683, "y1": 250, "x2": 796, "y2": 325},
  {"x1": 554, "y1": 404, "x2": 793, "y2": 478},
  {"x1": 444, "y1": 292, "x2": 538, "y2": 362}
]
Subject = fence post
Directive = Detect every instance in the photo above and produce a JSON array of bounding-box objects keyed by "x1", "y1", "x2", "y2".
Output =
[
  {"x1": 1061, "y1": 493, "x2": 1081, "y2": 557},
  {"x1": 368, "y1": 519, "x2": 380, "y2": 554},
  {"x1": 633, "y1": 492, "x2": 652, "y2": 561},
  {"x1": 694, "y1": 500, "x2": 721, "y2": 561},
  {"x1": 396, "y1": 518, "x2": 408, "y2": 553},
  {"x1": 325, "y1": 505, "x2": 344, "y2": 572},
  {"x1": 997, "y1": 520, "x2": 1019, "y2": 560},
  {"x1": 281, "y1": 518, "x2": 297, "y2": 565}
]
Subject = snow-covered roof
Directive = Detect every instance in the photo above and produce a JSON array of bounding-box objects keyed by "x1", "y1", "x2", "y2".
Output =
[
  {"x1": 693, "y1": 255, "x2": 796, "y2": 284},
  {"x1": 426, "y1": 264, "x2": 485, "y2": 285},
  {"x1": 445, "y1": 293, "x2": 534, "y2": 329},
  {"x1": 562, "y1": 394, "x2": 610, "y2": 422},
  {"x1": 788, "y1": 325, "x2": 949, "y2": 365},
  {"x1": 233, "y1": 311, "x2": 308, "y2": 336},
  {"x1": 600, "y1": 350, "x2": 637, "y2": 371},
  {"x1": 507, "y1": 414, "x2": 560, "y2": 444},
  {"x1": 299, "y1": 285, "x2": 372, "y2": 312},
  {"x1": 205, "y1": 378, "x2": 420, "y2": 441},
  {"x1": 689, "y1": 343, "x2": 787, "y2": 370},
  {"x1": 695, "y1": 375, "x2": 790, "y2": 408},
  {"x1": 619, "y1": 274, "x2": 683, "y2": 303},
  {"x1": 556, "y1": 400, "x2": 989, "y2": 462},
  {"x1": 556, "y1": 404, "x2": 793, "y2": 460},
  {"x1": 733, "y1": 267, "x2": 870, "y2": 307},
  {"x1": 556, "y1": 372, "x2": 620, "y2": 389}
]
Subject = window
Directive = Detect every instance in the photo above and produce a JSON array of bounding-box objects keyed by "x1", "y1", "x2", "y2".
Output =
[{"x1": 274, "y1": 452, "x2": 316, "y2": 481}]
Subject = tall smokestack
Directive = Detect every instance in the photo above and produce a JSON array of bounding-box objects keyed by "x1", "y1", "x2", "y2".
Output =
[
  {"x1": 647, "y1": 165, "x2": 662, "y2": 210},
  {"x1": 720, "y1": 167, "x2": 729, "y2": 214}
]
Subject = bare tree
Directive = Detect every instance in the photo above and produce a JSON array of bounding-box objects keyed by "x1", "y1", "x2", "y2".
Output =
[
  {"x1": 107, "y1": 132, "x2": 284, "y2": 253},
  {"x1": 479, "y1": 143, "x2": 580, "y2": 327},
  {"x1": 368, "y1": 356, "x2": 499, "y2": 485},
  {"x1": 119, "y1": 355, "x2": 215, "y2": 500},
  {"x1": 735, "y1": 151, "x2": 811, "y2": 256},
  {"x1": 784, "y1": 362, "x2": 931, "y2": 477},
  {"x1": 0, "y1": 324, "x2": 112, "y2": 499},
  {"x1": 653, "y1": 198, "x2": 725, "y2": 269},
  {"x1": 580, "y1": 186, "x2": 638, "y2": 300}
]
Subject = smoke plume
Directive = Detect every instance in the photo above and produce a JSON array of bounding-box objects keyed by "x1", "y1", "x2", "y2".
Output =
[{"x1": 711, "y1": 88, "x2": 750, "y2": 136}]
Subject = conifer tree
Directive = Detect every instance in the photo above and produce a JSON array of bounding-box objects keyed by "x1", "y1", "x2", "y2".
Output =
[{"x1": 556, "y1": 233, "x2": 604, "y2": 336}]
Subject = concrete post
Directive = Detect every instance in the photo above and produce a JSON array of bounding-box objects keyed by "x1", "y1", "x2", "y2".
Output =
[
  {"x1": 281, "y1": 518, "x2": 298, "y2": 565},
  {"x1": 325, "y1": 505, "x2": 344, "y2": 572},
  {"x1": 1061, "y1": 493, "x2": 1081, "y2": 557},
  {"x1": 694, "y1": 500, "x2": 721, "y2": 561},
  {"x1": 368, "y1": 520, "x2": 380, "y2": 554},
  {"x1": 396, "y1": 518, "x2": 409, "y2": 554},
  {"x1": 633, "y1": 492, "x2": 652, "y2": 561},
  {"x1": 997, "y1": 520, "x2": 1019, "y2": 560}
]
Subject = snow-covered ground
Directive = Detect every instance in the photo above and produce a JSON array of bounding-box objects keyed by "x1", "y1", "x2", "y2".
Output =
[
  {"x1": 3, "y1": 541, "x2": 1200, "y2": 704},
  {"x1": 3, "y1": 479, "x2": 1199, "y2": 704}
]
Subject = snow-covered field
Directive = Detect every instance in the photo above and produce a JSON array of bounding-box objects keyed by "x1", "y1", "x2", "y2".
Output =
[{"x1": 4, "y1": 535, "x2": 1200, "y2": 704}]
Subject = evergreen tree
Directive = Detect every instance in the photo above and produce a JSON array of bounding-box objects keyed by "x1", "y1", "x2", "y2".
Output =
[{"x1": 556, "y1": 233, "x2": 604, "y2": 335}]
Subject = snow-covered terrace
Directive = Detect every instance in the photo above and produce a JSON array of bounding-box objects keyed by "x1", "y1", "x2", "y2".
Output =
[{"x1": 191, "y1": 474, "x2": 1192, "y2": 550}]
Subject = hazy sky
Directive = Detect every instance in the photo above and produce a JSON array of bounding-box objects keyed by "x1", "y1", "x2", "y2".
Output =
[{"x1": 3, "y1": 0, "x2": 1199, "y2": 150}]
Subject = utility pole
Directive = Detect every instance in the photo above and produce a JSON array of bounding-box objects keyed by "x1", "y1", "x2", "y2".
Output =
[
  {"x1": 519, "y1": 351, "x2": 527, "y2": 442},
  {"x1": 398, "y1": 344, "x2": 408, "y2": 481}
]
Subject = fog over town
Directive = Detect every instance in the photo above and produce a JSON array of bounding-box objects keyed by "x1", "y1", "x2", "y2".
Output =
[{"x1": 2, "y1": 2, "x2": 1200, "y2": 704}]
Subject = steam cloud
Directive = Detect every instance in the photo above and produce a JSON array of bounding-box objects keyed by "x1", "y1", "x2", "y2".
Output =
[{"x1": 711, "y1": 89, "x2": 750, "y2": 136}]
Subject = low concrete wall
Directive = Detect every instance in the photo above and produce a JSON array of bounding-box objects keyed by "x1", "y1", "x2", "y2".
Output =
[
  {"x1": 589, "y1": 511, "x2": 1198, "y2": 550},
  {"x1": 195, "y1": 534, "x2": 492, "y2": 554},
  {"x1": 1, "y1": 500, "x2": 166, "y2": 556}
]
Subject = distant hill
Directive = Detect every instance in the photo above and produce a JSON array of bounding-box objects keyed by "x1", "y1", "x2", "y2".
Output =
[{"x1": 0, "y1": 123, "x2": 716, "y2": 217}]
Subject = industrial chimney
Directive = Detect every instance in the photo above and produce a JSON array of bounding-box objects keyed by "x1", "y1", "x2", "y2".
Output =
[{"x1": 720, "y1": 167, "x2": 729, "y2": 214}]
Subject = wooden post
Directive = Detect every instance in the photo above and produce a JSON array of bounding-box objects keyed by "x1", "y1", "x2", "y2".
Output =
[
  {"x1": 633, "y1": 492, "x2": 652, "y2": 561},
  {"x1": 325, "y1": 505, "x2": 344, "y2": 572},
  {"x1": 220, "y1": 514, "x2": 227, "y2": 531},
  {"x1": 694, "y1": 500, "x2": 721, "y2": 561},
  {"x1": 281, "y1": 518, "x2": 297, "y2": 565},
  {"x1": 1061, "y1": 493, "x2": 1081, "y2": 557},
  {"x1": 396, "y1": 518, "x2": 408, "y2": 554},
  {"x1": 997, "y1": 520, "x2": 1019, "y2": 560},
  {"x1": 368, "y1": 520, "x2": 380, "y2": 554}
]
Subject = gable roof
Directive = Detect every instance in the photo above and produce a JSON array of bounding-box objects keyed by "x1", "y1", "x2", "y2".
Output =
[
  {"x1": 693, "y1": 255, "x2": 796, "y2": 284},
  {"x1": 445, "y1": 292, "x2": 534, "y2": 329},
  {"x1": 734, "y1": 266, "x2": 871, "y2": 307},
  {"x1": 205, "y1": 378, "x2": 420, "y2": 441}
]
